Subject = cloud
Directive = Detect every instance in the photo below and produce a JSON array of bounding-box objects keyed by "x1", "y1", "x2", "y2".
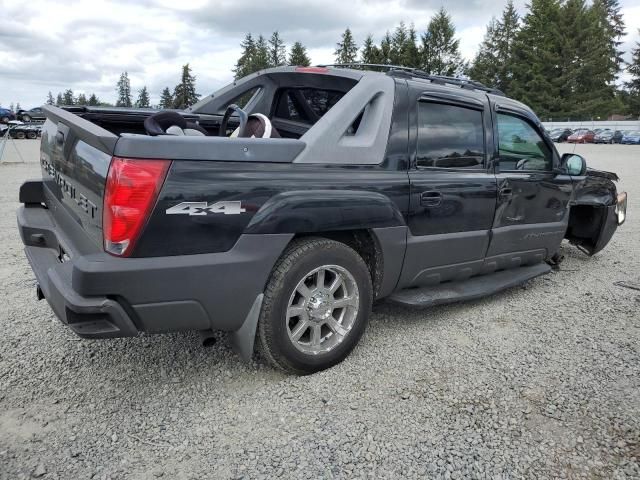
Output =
[{"x1": 0, "y1": 0, "x2": 638, "y2": 108}]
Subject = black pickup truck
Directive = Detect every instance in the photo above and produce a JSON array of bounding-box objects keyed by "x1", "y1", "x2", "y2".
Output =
[{"x1": 17, "y1": 66, "x2": 627, "y2": 374}]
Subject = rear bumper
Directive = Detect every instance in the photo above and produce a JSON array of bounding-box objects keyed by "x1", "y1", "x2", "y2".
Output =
[{"x1": 17, "y1": 182, "x2": 292, "y2": 339}]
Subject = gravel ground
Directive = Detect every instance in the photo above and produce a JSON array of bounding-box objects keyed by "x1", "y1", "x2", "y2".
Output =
[{"x1": 1, "y1": 143, "x2": 639, "y2": 479}]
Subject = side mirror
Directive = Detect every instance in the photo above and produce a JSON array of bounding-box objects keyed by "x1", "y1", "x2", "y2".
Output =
[{"x1": 561, "y1": 153, "x2": 587, "y2": 176}]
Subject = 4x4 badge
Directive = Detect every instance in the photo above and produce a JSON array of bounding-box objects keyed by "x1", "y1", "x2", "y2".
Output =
[{"x1": 166, "y1": 201, "x2": 246, "y2": 216}]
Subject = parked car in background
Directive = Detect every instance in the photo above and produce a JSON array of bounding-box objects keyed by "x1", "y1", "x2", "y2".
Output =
[
  {"x1": 621, "y1": 131, "x2": 640, "y2": 145},
  {"x1": 0, "y1": 107, "x2": 16, "y2": 123},
  {"x1": 548, "y1": 128, "x2": 573, "y2": 143},
  {"x1": 16, "y1": 107, "x2": 46, "y2": 123},
  {"x1": 594, "y1": 130, "x2": 624, "y2": 144},
  {"x1": 567, "y1": 129, "x2": 595, "y2": 143}
]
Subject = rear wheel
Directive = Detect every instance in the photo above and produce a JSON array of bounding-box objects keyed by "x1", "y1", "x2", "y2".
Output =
[
  {"x1": 22, "y1": 115, "x2": 31, "y2": 122},
  {"x1": 1, "y1": 116, "x2": 8, "y2": 124},
  {"x1": 257, "y1": 238, "x2": 372, "y2": 374},
  {"x1": 15, "y1": 131, "x2": 26, "y2": 139},
  {"x1": 27, "y1": 131, "x2": 37, "y2": 139}
]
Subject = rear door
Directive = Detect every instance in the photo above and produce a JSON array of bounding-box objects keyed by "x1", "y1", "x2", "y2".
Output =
[
  {"x1": 398, "y1": 83, "x2": 498, "y2": 289},
  {"x1": 488, "y1": 105, "x2": 573, "y2": 263}
]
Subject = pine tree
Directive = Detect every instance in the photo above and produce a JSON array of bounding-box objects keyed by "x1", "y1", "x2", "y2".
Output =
[
  {"x1": 76, "y1": 93, "x2": 87, "y2": 105},
  {"x1": 379, "y1": 31, "x2": 393, "y2": 64},
  {"x1": 252, "y1": 35, "x2": 271, "y2": 72},
  {"x1": 159, "y1": 87, "x2": 173, "y2": 109},
  {"x1": 16, "y1": 102, "x2": 21, "y2": 111},
  {"x1": 116, "y1": 72, "x2": 132, "y2": 107},
  {"x1": 390, "y1": 22, "x2": 408, "y2": 66},
  {"x1": 56, "y1": 93, "x2": 63, "y2": 105},
  {"x1": 234, "y1": 33, "x2": 257, "y2": 79},
  {"x1": 469, "y1": 1, "x2": 520, "y2": 92},
  {"x1": 46, "y1": 91, "x2": 55, "y2": 105},
  {"x1": 136, "y1": 86, "x2": 150, "y2": 108},
  {"x1": 360, "y1": 34, "x2": 381, "y2": 64},
  {"x1": 268, "y1": 31, "x2": 287, "y2": 67},
  {"x1": 405, "y1": 24, "x2": 421, "y2": 68},
  {"x1": 624, "y1": 32, "x2": 640, "y2": 117},
  {"x1": 172, "y1": 64, "x2": 200, "y2": 109},
  {"x1": 593, "y1": 0, "x2": 625, "y2": 76},
  {"x1": 334, "y1": 28, "x2": 358, "y2": 64},
  {"x1": 288, "y1": 41, "x2": 311, "y2": 66},
  {"x1": 557, "y1": 0, "x2": 618, "y2": 118},
  {"x1": 421, "y1": 8, "x2": 466, "y2": 76},
  {"x1": 88, "y1": 93, "x2": 99, "y2": 106},
  {"x1": 510, "y1": 0, "x2": 563, "y2": 119},
  {"x1": 62, "y1": 90, "x2": 75, "y2": 105},
  {"x1": 9, "y1": 102, "x2": 14, "y2": 111}
]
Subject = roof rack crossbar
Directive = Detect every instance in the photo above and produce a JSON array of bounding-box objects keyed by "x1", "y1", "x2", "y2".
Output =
[{"x1": 316, "y1": 63, "x2": 505, "y2": 96}]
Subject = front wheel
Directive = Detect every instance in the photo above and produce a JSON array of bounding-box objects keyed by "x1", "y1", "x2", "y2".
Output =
[
  {"x1": 257, "y1": 238, "x2": 373, "y2": 374},
  {"x1": 15, "y1": 131, "x2": 26, "y2": 139},
  {"x1": 22, "y1": 115, "x2": 31, "y2": 122},
  {"x1": 1, "y1": 116, "x2": 8, "y2": 124},
  {"x1": 27, "y1": 131, "x2": 37, "y2": 139}
]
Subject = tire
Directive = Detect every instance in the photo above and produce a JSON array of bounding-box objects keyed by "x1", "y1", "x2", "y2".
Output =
[
  {"x1": 1, "y1": 116, "x2": 8, "y2": 124},
  {"x1": 257, "y1": 237, "x2": 373, "y2": 375},
  {"x1": 27, "y1": 131, "x2": 37, "y2": 139},
  {"x1": 22, "y1": 115, "x2": 31, "y2": 122},
  {"x1": 15, "y1": 131, "x2": 26, "y2": 139}
]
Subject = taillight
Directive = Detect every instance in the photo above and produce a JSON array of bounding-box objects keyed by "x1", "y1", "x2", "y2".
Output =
[{"x1": 103, "y1": 157, "x2": 170, "y2": 256}]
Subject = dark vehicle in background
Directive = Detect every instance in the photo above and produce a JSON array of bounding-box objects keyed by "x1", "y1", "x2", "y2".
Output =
[
  {"x1": 0, "y1": 107, "x2": 16, "y2": 123},
  {"x1": 567, "y1": 129, "x2": 595, "y2": 143},
  {"x1": 594, "y1": 130, "x2": 624, "y2": 144},
  {"x1": 17, "y1": 65, "x2": 628, "y2": 374},
  {"x1": 621, "y1": 131, "x2": 640, "y2": 144},
  {"x1": 548, "y1": 128, "x2": 573, "y2": 143},
  {"x1": 16, "y1": 107, "x2": 46, "y2": 123},
  {"x1": 10, "y1": 123, "x2": 42, "y2": 139}
]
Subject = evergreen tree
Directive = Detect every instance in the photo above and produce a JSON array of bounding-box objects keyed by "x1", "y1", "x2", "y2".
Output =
[
  {"x1": 510, "y1": 0, "x2": 563, "y2": 119},
  {"x1": 390, "y1": 22, "x2": 408, "y2": 66},
  {"x1": 360, "y1": 34, "x2": 381, "y2": 64},
  {"x1": 55, "y1": 93, "x2": 63, "y2": 105},
  {"x1": 234, "y1": 33, "x2": 257, "y2": 79},
  {"x1": 159, "y1": 87, "x2": 173, "y2": 109},
  {"x1": 88, "y1": 93, "x2": 99, "y2": 106},
  {"x1": 405, "y1": 24, "x2": 421, "y2": 68},
  {"x1": 252, "y1": 35, "x2": 271, "y2": 72},
  {"x1": 288, "y1": 41, "x2": 311, "y2": 66},
  {"x1": 268, "y1": 31, "x2": 287, "y2": 67},
  {"x1": 9, "y1": 103, "x2": 14, "y2": 111},
  {"x1": 558, "y1": 0, "x2": 618, "y2": 118},
  {"x1": 421, "y1": 8, "x2": 466, "y2": 76},
  {"x1": 625, "y1": 33, "x2": 640, "y2": 117},
  {"x1": 46, "y1": 91, "x2": 55, "y2": 105},
  {"x1": 62, "y1": 89, "x2": 75, "y2": 105},
  {"x1": 116, "y1": 72, "x2": 132, "y2": 107},
  {"x1": 593, "y1": 0, "x2": 625, "y2": 75},
  {"x1": 379, "y1": 31, "x2": 393, "y2": 64},
  {"x1": 136, "y1": 86, "x2": 150, "y2": 108},
  {"x1": 172, "y1": 64, "x2": 200, "y2": 109},
  {"x1": 469, "y1": 1, "x2": 520, "y2": 92},
  {"x1": 15, "y1": 102, "x2": 21, "y2": 111},
  {"x1": 76, "y1": 93, "x2": 87, "y2": 105},
  {"x1": 334, "y1": 28, "x2": 358, "y2": 64}
]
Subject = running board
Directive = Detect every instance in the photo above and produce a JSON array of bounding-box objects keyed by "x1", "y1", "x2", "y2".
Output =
[{"x1": 388, "y1": 263, "x2": 551, "y2": 307}]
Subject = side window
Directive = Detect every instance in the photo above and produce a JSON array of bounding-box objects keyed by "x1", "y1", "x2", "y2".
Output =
[
  {"x1": 497, "y1": 113, "x2": 553, "y2": 171},
  {"x1": 417, "y1": 101, "x2": 485, "y2": 169},
  {"x1": 274, "y1": 88, "x2": 346, "y2": 125}
]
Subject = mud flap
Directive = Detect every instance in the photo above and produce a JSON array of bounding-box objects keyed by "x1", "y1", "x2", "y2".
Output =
[{"x1": 229, "y1": 294, "x2": 263, "y2": 362}]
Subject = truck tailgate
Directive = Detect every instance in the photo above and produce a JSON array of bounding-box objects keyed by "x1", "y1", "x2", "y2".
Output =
[{"x1": 39, "y1": 105, "x2": 118, "y2": 250}]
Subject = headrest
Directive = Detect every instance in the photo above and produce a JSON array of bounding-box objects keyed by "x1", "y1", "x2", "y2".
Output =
[
  {"x1": 236, "y1": 113, "x2": 281, "y2": 138},
  {"x1": 144, "y1": 111, "x2": 187, "y2": 136}
]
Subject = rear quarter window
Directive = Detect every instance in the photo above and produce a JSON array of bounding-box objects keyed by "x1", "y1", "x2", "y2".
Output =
[{"x1": 274, "y1": 88, "x2": 345, "y2": 125}]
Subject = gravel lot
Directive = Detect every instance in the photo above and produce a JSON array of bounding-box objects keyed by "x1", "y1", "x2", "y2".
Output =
[{"x1": 1, "y1": 141, "x2": 639, "y2": 479}]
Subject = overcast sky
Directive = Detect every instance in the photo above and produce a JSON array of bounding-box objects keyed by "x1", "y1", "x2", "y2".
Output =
[{"x1": 1, "y1": 0, "x2": 639, "y2": 109}]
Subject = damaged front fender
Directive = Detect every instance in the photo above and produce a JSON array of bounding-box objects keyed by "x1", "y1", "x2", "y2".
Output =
[{"x1": 565, "y1": 169, "x2": 626, "y2": 255}]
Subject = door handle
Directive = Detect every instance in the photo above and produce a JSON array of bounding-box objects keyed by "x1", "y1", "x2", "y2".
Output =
[{"x1": 420, "y1": 190, "x2": 442, "y2": 207}]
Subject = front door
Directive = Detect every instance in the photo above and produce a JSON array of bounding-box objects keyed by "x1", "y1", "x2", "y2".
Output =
[
  {"x1": 398, "y1": 85, "x2": 498, "y2": 289},
  {"x1": 488, "y1": 108, "x2": 573, "y2": 266}
]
